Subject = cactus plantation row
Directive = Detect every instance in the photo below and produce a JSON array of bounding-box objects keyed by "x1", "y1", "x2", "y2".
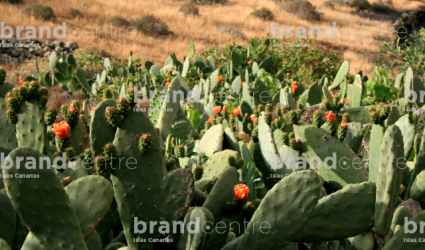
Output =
[{"x1": 0, "y1": 39, "x2": 425, "y2": 250}]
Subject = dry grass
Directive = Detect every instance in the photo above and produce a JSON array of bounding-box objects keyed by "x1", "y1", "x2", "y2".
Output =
[{"x1": 1, "y1": 0, "x2": 424, "y2": 76}]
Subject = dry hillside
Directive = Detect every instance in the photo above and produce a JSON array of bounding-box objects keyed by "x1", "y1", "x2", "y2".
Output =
[{"x1": 1, "y1": 0, "x2": 424, "y2": 75}]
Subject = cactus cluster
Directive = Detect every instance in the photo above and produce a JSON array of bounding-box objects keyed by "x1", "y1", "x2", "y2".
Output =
[{"x1": 0, "y1": 45, "x2": 423, "y2": 250}]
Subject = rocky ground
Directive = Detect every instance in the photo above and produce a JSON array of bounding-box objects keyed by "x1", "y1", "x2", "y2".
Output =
[{"x1": 0, "y1": 38, "x2": 79, "y2": 66}]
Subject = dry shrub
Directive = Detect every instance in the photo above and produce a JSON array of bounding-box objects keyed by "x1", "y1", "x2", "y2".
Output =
[
  {"x1": 332, "y1": 0, "x2": 371, "y2": 10},
  {"x1": 251, "y1": 8, "x2": 274, "y2": 21},
  {"x1": 47, "y1": 86, "x2": 70, "y2": 112},
  {"x1": 280, "y1": 0, "x2": 322, "y2": 21},
  {"x1": 21, "y1": 4, "x2": 56, "y2": 21},
  {"x1": 131, "y1": 15, "x2": 171, "y2": 36},
  {"x1": 179, "y1": 3, "x2": 200, "y2": 16},
  {"x1": 69, "y1": 9, "x2": 84, "y2": 19},
  {"x1": 106, "y1": 16, "x2": 131, "y2": 27}
]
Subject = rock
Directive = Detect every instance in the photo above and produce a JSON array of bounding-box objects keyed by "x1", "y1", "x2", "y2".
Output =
[
  {"x1": 43, "y1": 39, "x2": 54, "y2": 47},
  {"x1": 52, "y1": 40, "x2": 64, "y2": 48},
  {"x1": 12, "y1": 48, "x2": 23, "y2": 57},
  {"x1": 0, "y1": 38, "x2": 79, "y2": 65},
  {"x1": 397, "y1": 198, "x2": 422, "y2": 216},
  {"x1": 9, "y1": 58, "x2": 20, "y2": 66},
  {"x1": 65, "y1": 41, "x2": 79, "y2": 50},
  {"x1": 217, "y1": 25, "x2": 246, "y2": 40}
]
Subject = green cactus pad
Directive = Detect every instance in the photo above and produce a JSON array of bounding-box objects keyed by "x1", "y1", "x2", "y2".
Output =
[
  {"x1": 223, "y1": 127, "x2": 240, "y2": 155},
  {"x1": 252, "y1": 79, "x2": 270, "y2": 107},
  {"x1": 410, "y1": 170, "x2": 425, "y2": 201},
  {"x1": 0, "y1": 83, "x2": 17, "y2": 189},
  {"x1": 330, "y1": 61, "x2": 349, "y2": 89},
  {"x1": 186, "y1": 207, "x2": 214, "y2": 250},
  {"x1": 258, "y1": 115, "x2": 291, "y2": 174},
  {"x1": 352, "y1": 231, "x2": 374, "y2": 250},
  {"x1": 111, "y1": 110, "x2": 163, "y2": 249},
  {"x1": 297, "y1": 182, "x2": 376, "y2": 242},
  {"x1": 238, "y1": 170, "x2": 321, "y2": 250},
  {"x1": 161, "y1": 168, "x2": 194, "y2": 224},
  {"x1": 273, "y1": 129, "x2": 285, "y2": 150},
  {"x1": 156, "y1": 78, "x2": 181, "y2": 140},
  {"x1": 280, "y1": 88, "x2": 297, "y2": 110},
  {"x1": 343, "y1": 122, "x2": 363, "y2": 154},
  {"x1": 0, "y1": 238, "x2": 10, "y2": 250},
  {"x1": 351, "y1": 75, "x2": 363, "y2": 108},
  {"x1": 85, "y1": 231, "x2": 102, "y2": 250},
  {"x1": 16, "y1": 100, "x2": 48, "y2": 155},
  {"x1": 375, "y1": 125, "x2": 405, "y2": 237},
  {"x1": 383, "y1": 106, "x2": 400, "y2": 128},
  {"x1": 304, "y1": 82, "x2": 323, "y2": 107},
  {"x1": 221, "y1": 235, "x2": 243, "y2": 250},
  {"x1": 3, "y1": 147, "x2": 88, "y2": 250},
  {"x1": 204, "y1": 212, "x2": 244, "y2": 250},
  {"x1": 12, "y1": 215, "x2": 28, "y2": 250},
  {"x1": 149, "y1": 92, "x2": 163, "y2": 125},
  {"x1": 103, "y1": 243, "x2": 126, "y2": 250},
  {"x1": 196, "y1": 124, "x2": 224, "y2": 157},
  {"x1": 382, "y1": 211, "x2": 425, "y2": 250},
  {"x1": 170, "y1": 120, "x2": 198, "y2": 142},
  {"x1": 0, "y1": 191, "x2": 15, "y2": 247},
  {"x1": 242, "y1": 77, "x2": 254, "y2": 108},
  {"x1": 278, "y1": 144, "x2": 304, "y2": 172},
  {"x1": 395, "y1": 115, "x2": 416, "y2": 159},
  {"x1": 389, "y1": 206, "x2": 413, "y2": 239},
  {"x1": 195, "y1": 149, "x2": 238, "y2": 192},
  {"x1": 368, "y1": 124, "x2": 384, "y2": 182},
  {"x1": 89, "y1": 99, "x2": 117, "y2": 159},
  {"x1": 67, "y1": 120, "x2": 89, "y2": 156},
  {"x1": 20, "y1": 232, "x2": 45, "y2": 250},
  {"x1": 405, "y1": 127, "x2": 425, "y2": 200},
  {"x1": 65, "y1": 175, "x2": 114, "y2": 239},
  {"x1": 343, "y1": 106, "x2": 372, "y2": 124},
  {"x1": 294, "y1": 125, "x2": 368, "y2": 188},
  {"x1": 203, "y1": 167, "x2": 239, "y2": 222}
]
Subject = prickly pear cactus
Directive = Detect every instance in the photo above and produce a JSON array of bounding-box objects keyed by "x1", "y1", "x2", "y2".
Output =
[
  {"x1": 89, "y1": 99, "x2": 117, "y2": 159},
  {"x1": 64, "y1": 175, "x2": 114, "y2": 239},
  {"x1": 0, "y1": 82, "x2": 17, "y2": 157},
  {"x1": 297, "y1": 182, "x2": 376, "y2": 242},
  {"x1": 389, "y1": 206, "x2": 413, "y2": 239},
  {"x1": 410, "y1": 170, "x2": 425, "y2": 201},
  {"x1": 111, "y1": 110, "x2": 164, "y2": 249},
  {"x1": 294, "y1": 125, "x2": 368, "y2": 188},
  {"x1": 368, "y1": 124, "x2": 385, "y2": 182},
  {"x1": 156, "y1": 78, "x2": 181, "y2": 140},
  {"x1": 237, "y1": 170, "x2": 322, "y2": 250},
  {"x1": 395, "y1": 115, "x2": 415, "y2": 159},
  {"x1": 196, "y1": 124, "x2": 224, "y2": 157},
  {"x1": 382, "y1": 211, "x2": 425, "y2": 250},
  {"x1": 405, "y1": 127, "x2": 425, "y2": 200},
  {"x1": 195, "y1": 149, "x2": 238, "y2": 192},
  {"x1": 16, "y1": 100, "x2": 49, "y2": 155},
  {"x1": 161, "y1": 168, "x2": 194, "y2": 224},
  {"x1": 3, "y1": 147, "x2": 88, "y2": 250},
  {"x1": 375, "y1": 125, "x2": 405, "y2": 237},
  {"x1": 0, "y1": 191, "x2": 15, "y2": 247},
  {"x1": 202, "y1": 167, "x2": 239, "y2": 221}
]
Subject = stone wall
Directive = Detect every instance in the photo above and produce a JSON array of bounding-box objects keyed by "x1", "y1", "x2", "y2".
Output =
[{"x1": 0, "y1": 39, "x2": 79, "y2": 65}]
